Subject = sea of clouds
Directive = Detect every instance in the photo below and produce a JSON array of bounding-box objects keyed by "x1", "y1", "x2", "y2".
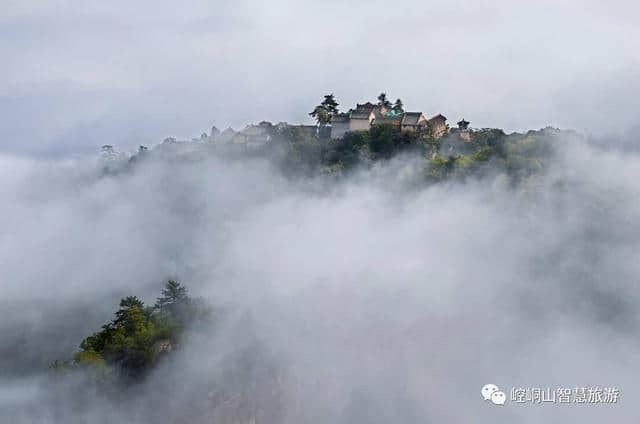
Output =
[{"x1": 1, "y1": 134, "x2": 639, "y2": 423}]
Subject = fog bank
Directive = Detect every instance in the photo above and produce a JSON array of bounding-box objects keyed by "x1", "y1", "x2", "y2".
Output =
[{"x1": 1, "y1": 134, "x2": 639, "y2": 423}]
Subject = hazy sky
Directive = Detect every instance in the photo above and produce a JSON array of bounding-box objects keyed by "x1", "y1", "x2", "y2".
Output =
[{"x1": 2, "y1": 0, "x2": 640, "y2": 156}]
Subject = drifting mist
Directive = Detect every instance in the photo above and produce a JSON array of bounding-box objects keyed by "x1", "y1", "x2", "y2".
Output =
[{"x1": 1, "y1": 132, "x2": 639, "y2": 423}]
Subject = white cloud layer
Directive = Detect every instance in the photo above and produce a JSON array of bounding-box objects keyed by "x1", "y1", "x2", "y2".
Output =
[{"x1": 2, "y1": 134, "x2": 640, "y2": 422}]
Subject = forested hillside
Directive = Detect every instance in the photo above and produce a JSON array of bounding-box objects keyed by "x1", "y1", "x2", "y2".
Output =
[{"x1": 103, "y1": 123, "x2": 572, "y2": 186}]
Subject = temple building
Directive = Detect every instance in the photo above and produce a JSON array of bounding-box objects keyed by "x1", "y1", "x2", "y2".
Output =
[
  {"x1": 330, "y1": 101, "x2": 447, "y2": 139},
  {"x1": 426, "y1": 114, "x2": 448, "y2": 138}
]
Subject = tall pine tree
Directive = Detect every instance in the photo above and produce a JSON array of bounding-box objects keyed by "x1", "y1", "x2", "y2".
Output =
[{"x1": 309, "y1": 94, "x2": 339, "y2": 125}]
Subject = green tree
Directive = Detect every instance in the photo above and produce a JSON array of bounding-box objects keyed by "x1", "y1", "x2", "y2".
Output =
[
  {"x1": 115, "y1": 296, "x2": 145, "y2": 324},
  {"x1": 309, "y1": 106, "x2": 331, "y2": 125},
  {"x1": 73, "y1": 350, "x2": 107, "y2": 369},
  {"x1": 377, "y1": 92, "x2": 392, "y2": 109},
  {"x1": 368, "y1": 123, "x2": 396, "y2": 158},
  {"x1": 106, "y1": 302, "x2": 157, "y2": 376},
  {"x1": 155, "y1": 280, "x2": 188, "y2": 309},
  {"x1": 392, "y1": 99, "x2": 404, "y2": 114},
  {"x1": 320, "y1": 94, "x2": 339, "y2": 114},
  {"x1": 309, "y1": 94, "x2": 339, "y2": 125},
  {"x1": 79, "y1": 323, "x2": 115, "y2": 353},
  {"x1": 324, "y1": 131, "x2": 369, "y2": 169},
  {"x1": 154, "y1": 280, "x2": 200, "y2": 332},
  {"x1": 65, "y1": 281, "x2": 213, "y2": 380}
]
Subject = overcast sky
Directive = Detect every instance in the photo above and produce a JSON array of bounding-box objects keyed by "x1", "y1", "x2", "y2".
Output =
[{"x1": 2, "y1": 0, "x2": 640, "y2": 156}]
